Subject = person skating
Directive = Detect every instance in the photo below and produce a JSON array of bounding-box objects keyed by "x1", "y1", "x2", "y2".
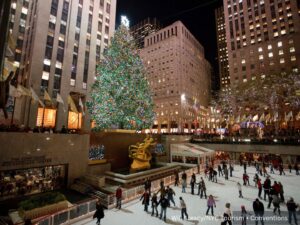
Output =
[
  {"x1": 224, "y1": 166, "x2": 229, "y2": 180},
  {"x1": 272, "y1": 194, "x2": 281, "y2": 216},
  {"x1": 278, "y1": 182, "x2": 284, "y2": 202},
  {"x1": 158, "y1": 194, "x2": 169, "y2": 222},
  {"x1": 237, "y1": 182, "x2": 243, "y2": 198},
  {"x1": 213, "y1": 170, "x2": 218, "y2": 183},
  {"x1": 206, "y1": 195, "x2": 216, "y2": 216},
  {"x1": 181, "y1": 171, "x2": 187, "y2": 193},
  {"x1": 151, "y1": 193, "x2": 159, "y2": 217},
  {"x1": 115, "y1": 186, "x2": 122, "y2": 209},
  {"x1": 243, "y1": 173, "x2": 250, "y2": 186},
  {"x1": 229, "y1": 164, "x2": 234, "y2": 177},
  {"x1": 270, "y1": 163, "x2": 275, "y2": 174},
  {"x1": 253, "y1": 198, "x2": 265, "y2": 225},
  {"x1": 243, "y1": 162, "x2": 247, "y2": 173},
  {"x1": 295, "y1": 163, "x2": 299, "y2": 175},
  {"x1": 179, "y1": 197, "x2": 188, "y2": 220},
  {"x1": 190, "y1": 173, "x2": 196, "y2": 195},
  {"x1": 279, "y1": 164, "x2": 285, "y2": 176},
  {"x1": 253, "y1": 173, "x2": 259, "y2": 187},
  {"x1": 262, "y1": 166, "x2": 268, "y2": 177},
  {"x1": 166, "y1": 186, "x2": 176, "y2": 207},
  {"x1": 257, "y1": 178, "x2": 263, "y2": 199},
  {"x1": 286, "y1": 197, "x2": 298, "y2": 225},
  {"x1": 241, "y1": 205, "x2": 247, "y2": 225},
  {"x1": 263, "y1": 177, "x2": 271, "y2": 201},
  {"x1": 267, "y1": 188, "x2": 275, "y2": 209},
  {"x1": 144, "y1": 178, "x2": 151, "y2": 193},
  {"x1": 174, "y1": 171, "x2": 179, "y2": 186},
  {"x1": 93, "y1": 200, "x2": 104, "y2": 225},
  {"x1": 200, "y1": 177, "x2": 207, "y2": 199},
  {"x1": 218, "y1": 165, "x2": 223, "y2": 177},
  {"x1": 221, "y1": 203, "x2": 232, "y2": 225},
  {"x1": 288, "y1": 163, "x2": 292, "y2": 173},
  {"x1": 140, "y1": 190, "x2": 150, "y2": 212}
]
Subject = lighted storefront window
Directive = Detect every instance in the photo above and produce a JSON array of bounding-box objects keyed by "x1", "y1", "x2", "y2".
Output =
[
  {"x1": 68, "y1": 111, "x2": 82, "y2": 129},
  {"x1": 36, "y1": 108, "x2": 56, "y2": 127}
]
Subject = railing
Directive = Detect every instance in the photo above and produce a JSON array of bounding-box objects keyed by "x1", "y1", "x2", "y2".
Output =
[{"x1": 28, "y1": 165, "x2": 201, "y2": 225}]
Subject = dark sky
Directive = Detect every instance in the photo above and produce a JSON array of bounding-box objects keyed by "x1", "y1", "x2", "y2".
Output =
[{"x1": 116, "y1": 0, "x2": 223, "y2": 89}]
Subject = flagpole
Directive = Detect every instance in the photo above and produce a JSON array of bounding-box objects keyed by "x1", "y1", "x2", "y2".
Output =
[
  {"x1": 27, "y1": 97, "x2": 32, "y2": 128},
  {"x1": 10, "y1": 97, "x2": 16, "y2": 126},
  {"x1": 41, "y1": 100, "x2": 45, "y2": 128}
]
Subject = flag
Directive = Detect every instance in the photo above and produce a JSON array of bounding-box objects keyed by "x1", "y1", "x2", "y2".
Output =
[
  {"x1": 17, "y1": 85, "x2": 31, "y2": 96},
  {"x1": 235, "y1": 115, "x2": 240, "y2": 123},
  {"x1": 44, "y1": 89, "x2": 52, "y2": 102},
  {"x1": 9, "y1": 84, "x2": 21, "y2": 98},
  {"x1": 246, "y1": 114, "x2": 252, "y2": 121},
  {"x1": 241, "y1": 114, "x2": 246, "y2": 122},
  {"x1": 259, "y1": 113, "x2": 265, "y2": 122},
  {"x1": 68, "y1": 95, "x2": 78, "y2": 113},
  {"x1": 273, "y1": 112, "x2": 279, "y2": 121},
  {"x1": 285, "y1": 111, "x2": 293, "y2": 121},
  {"x1": 56, "y1": 93, "x2": 64, "y2": 104},
  {"x1": 79, "y1": 97, "x2": 85, "y2": 116},
  {"x1": 265, "y1": 113, "x2": 271, "y2": 122},
  {"x1": 253, "y1": 114, "x2": 258, "y2": 121},
  {"x1": 30, "y1": 87, "x2": 45, "y2": 107}
]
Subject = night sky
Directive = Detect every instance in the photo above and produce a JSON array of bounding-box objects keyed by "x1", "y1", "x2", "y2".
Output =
[{"x1": 116, "y1": 0, "x2": 223, "y2": 90}]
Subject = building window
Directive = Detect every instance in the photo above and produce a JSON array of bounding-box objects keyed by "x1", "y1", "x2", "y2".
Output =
[
  {"x1": 36, "y1": 108, "x2": 57, "y2": 127},
  {"x1": 277, "y1": 41, "x2": 282, "y2": 47},
  {"x1": 68, "y1": 111, "x2": 82, "y2": 129},
  {"x1": 291, "y1": 56, "x2": 296, "y2": 61},
  {"x1": 280, "y1": 58, "x2": 285, "y2": 63}
]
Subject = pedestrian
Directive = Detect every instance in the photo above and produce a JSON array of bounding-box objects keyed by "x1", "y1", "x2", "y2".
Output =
[
  {"x1": 243, "y1": 162, "x2": 247, "y2": 173},
  {"x1": 93, "y1": 200, "x2": 104, "y2": 225},
  {"x1": 166, "y1": 186, "x2": 176, "y2": 207},
  {"x1": 221, "y1": 203, "x2": 232, "y2": 225},
  {"x1": 268, "y1": 188, "x2": 275, "y2": 208},
  {"x1": 206, "y1": 195, "x2": 216, "y2": 216},
  {"x1": 286, "y1": 197, "x2": 298, "y2": 225},
  {"x1": 158, "y1": 194, "x2": 168, "y2": 222},
  {"x1": 278, "y1": 182, "x2": 284, "y2": 202},
  {"x1": 241, "y1": 205, "x2": 247, "y2": 225},
  {"x1": 237, "y1": 182, "x2": 243, "y2": 198},
  {"x1": 151, "y1": 193, "x2": 159, "y2": 217},
  {"x1": 200, "y1": 177, "x2": 207, "y2": 199},
  {"x1": 272, "y1": 194, "x2": 281, "y2": 216},
  {"x1": 181, "y1": 171, "x2": 187, "y2": 193},
  {"x1": 253, "y1": 198, "x2": 265, "y2": 225},
  {"x1": 229, "y1": 164, "x2": 234, "y2": 177},
  {"x1": 253, "y1": 174, "x2": 259, "y2": 187},
  {"x1": 160, "y1": 179, "x2": 164, "y2": 190},
  {"x1": 179, "y1": 197, "x2": 189, "y2": 220},
  {"x1": 279, "y1": 164, "x2": 285, "y2": 175},
  {"x1": 270, "y1": 163, "x2": 275, "y2": 174},
  {"x1": 262, "y1": 166, "x2": 268, "y2": 177},
  {"x1": 190, "y1": 173, "x2": 196, "y2": 194},
  {"x1": 213, "y1": 170, "x2": 218, "y2": 183},
  {"x1": 257, "y1": 179, "x2": 262, "y2": 199},
  {"x1": 115, "y1": 186, "x2": 122, "y2": 209},
  {"x1": 140, "y1": 190, "x2": 150, "y2": 212},
  {"x1": 288, "y1": 163, "x2": 292, "y2": 173}
]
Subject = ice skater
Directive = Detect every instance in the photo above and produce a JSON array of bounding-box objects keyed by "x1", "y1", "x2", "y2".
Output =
[
  {"x1": 206, "y1": 195, "x2": 216, "y2": 216},
  {"x1": 237, "y1": 182, "x2": 243, "y2": 198},
  {"x1": 179, "y1": 197, "x2": 188, "y2": 220}
]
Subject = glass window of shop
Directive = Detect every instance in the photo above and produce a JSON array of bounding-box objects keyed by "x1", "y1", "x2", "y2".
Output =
[{"x1": 0, "y1": 165, "x2": 67, "y2": 200}]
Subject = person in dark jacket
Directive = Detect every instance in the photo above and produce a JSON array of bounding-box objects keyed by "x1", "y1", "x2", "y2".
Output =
[
  {"x1": 115, "y1": 186, "x2": 122, "y2": 209},
  {"x1": 93, "y1": 200, "x2": 104, "y2": 225},
  {"x1": 166, "y1": 186, "x2": 176, "y2": 206},
  {"x1": 158, "y1": 195, "x2": 169, "y2": 222},
  {"x1": 174, "y1": 171, "x2": 179, "y2": 186},
  {"x1": 140, "y1": 190, "x2": 150, "y2": 212},
  {"x1": 287, "y1": 197, "x2": 298, "y2": 225},
  {"x1": 263, "y1": 177, "x2": 271, "y2": 201},
  {"x1": 253, "y1": 198, "x2": 264, "y2": 225},
  {"x1": 190, "y1": 173, "x2": 196, "y2": 195},
  {"x1": 151, "y1": 193, "x2": 159, "y2": 217},
  {"x1": 144, "y1": 178, "x2": 151, "y2": 193}
]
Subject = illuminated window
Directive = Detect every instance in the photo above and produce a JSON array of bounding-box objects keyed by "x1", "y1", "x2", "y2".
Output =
[
  {"x1": 42, "y1": 71, "x2": 50, "y2": 80},
  {"x1": 68, "y1": 111, "x2": 82, "y2": 129},
  {"x1": 279, "y1": 50, "x2": 284, "y2": 55},
  {"x1": 36, "y1": 108, "x2": 57, "y2": 127},
  {"x1": 268, "y1": 45, "x2": 272, "y2": 50},
  {"x1": 241, "y1": 59, "x2": 246, "y2": 64},
  {"x1": 291, "y1": 56, "x2": 296, "y2": 61},
  {"x1": 280, "y1": 58, "x2": 285, "y2": 64},
  {"x1": 277, "y1": 41, "x2": 283, "y2": 47},
  {"x1": 258, "y1": 47, "x2": 263, "y2": 52},
  {"x1": 268, "y1": 52, "x2": 273, "y2": 58},
  {"x1": 290, "y1": 47, "x2": 295, "y2": 53},
  {"x1": 259, "y1": 55, "x2": 264, "y2": 60}
]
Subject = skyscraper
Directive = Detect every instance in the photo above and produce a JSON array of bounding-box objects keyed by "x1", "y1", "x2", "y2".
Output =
[
  {"x1": 130, "y1": 17, "x2": 161, "y2": 49},
  {"x1": 140, "y1": 21, "x2": 211, "y2": 133},
  {"x1": 223, "y1": 0, "x2": 300, "y2": 84},
  {"x1": 3, "y1": 0, "x2": 116, "y2": 130},
  {"x1": 215, "y1": 6, "x2": 230, "y2": 93}
]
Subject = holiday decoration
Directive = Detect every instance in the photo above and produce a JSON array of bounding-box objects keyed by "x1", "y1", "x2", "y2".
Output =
[{"x1": 87, "y1": 25, "x2": 155, "y2": 130}]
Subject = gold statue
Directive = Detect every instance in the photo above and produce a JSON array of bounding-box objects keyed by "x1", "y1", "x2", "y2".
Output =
[{"x1": 129, "y1": 135, "x2": 155, "y2": 171}]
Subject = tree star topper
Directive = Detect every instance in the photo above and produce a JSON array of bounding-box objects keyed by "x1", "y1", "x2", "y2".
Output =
[{"x1": 121, "y1": 15, "x2": 130, "y2": 28}]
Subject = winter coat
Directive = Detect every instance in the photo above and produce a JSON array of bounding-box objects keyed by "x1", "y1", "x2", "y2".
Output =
[
  {"x1": 94, "y1": 204, "x2": 104, "y2": 219},
  {"x1": 140, "y1": 192, "x2": 150, "y2": 205},
  {"x1": 263, "y1": 179, "x2": 271, "y2": 189},
  {"x1": 257, "y1": 180, "x2": 262, "y2": 189},
  {"x1": 151, "y1": 195, "x2": 158, "y2": 207},
  {"x1": 180, "y1": 199, "x2": 187, "y2": 209},
  {"x1": 207, "y1": 197, "x2": 216, "y2": 207},
  {"x1": 253, "y1": 201, "x2": 264, "y2": 214},
  {"x1": 167, "y1": 188, "x2": 175, "y2": 198},
  {"x1": 159, "y1": 197, "x2": 169, "y2": 208},
  {"x1": 287, "y1": 200, "x2": 298, "y2": 211},
  {"x1": 116, "y1": 188, "x2": 122, "y2": 198},
  {"x1": 181, "y1": 173, "x2": 187, "y2": 180}
]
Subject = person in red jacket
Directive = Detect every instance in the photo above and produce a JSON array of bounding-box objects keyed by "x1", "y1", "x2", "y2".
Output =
[
  {"x1": 116, "y1": 186, "x2": 122, "y2": 209},
  {"x1": 272, "y1": 181, "x2": 280, "y2": 195},
  {"x1": 257, "y1": 179, "x2": 262, "y2": 199}
]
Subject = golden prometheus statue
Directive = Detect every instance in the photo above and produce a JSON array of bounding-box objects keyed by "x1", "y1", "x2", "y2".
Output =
[{"x1": 129, "y1": 135, "x2": 156, "y2": 171}]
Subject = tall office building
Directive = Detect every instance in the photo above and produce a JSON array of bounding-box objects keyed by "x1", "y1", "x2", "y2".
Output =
[
  {"x1": 3, "y1": 0, "x2": 116, "y2": 130},
  {"x1": 140, "y1": 21, "x2": 211, "y2": 133},
  {"x1": 223, "y1": 0, "x2": 300, "y2": 84},
  {"x1": 130, "y1": 17, "x2": 161, "y2": 49},
  {"x1": 215, "y1": 6, "x2": 230, "y2": 92}
]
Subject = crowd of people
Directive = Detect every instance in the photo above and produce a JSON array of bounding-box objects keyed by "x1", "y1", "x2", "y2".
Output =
[{"x1": 99, "y1": 161, "x2": 300, "y2": 225}]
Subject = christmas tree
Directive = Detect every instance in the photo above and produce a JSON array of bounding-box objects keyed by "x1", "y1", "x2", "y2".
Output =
[{"x1": 87, "y1": 25, "x2": 155, "y2": 131}]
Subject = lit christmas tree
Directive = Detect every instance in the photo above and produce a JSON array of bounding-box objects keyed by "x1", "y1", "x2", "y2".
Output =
[{"x1": 87, "y1": 24, "x2": 155, "y2": 131}]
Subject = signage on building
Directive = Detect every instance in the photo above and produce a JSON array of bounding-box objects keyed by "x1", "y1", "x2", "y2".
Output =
[{"x1": 1, "y1": 155, "x2": 52, "y2": 168}]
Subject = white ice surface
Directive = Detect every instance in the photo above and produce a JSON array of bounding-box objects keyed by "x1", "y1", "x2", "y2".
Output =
[{"x1": 74, "y1": 165, "x2": 300, "y2": 225}]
